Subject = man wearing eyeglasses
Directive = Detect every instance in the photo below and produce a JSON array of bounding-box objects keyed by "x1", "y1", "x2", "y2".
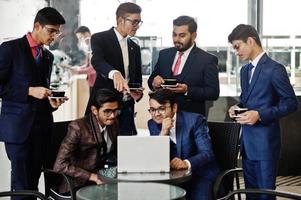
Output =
[
  {"x1": 54, "y1": 88, "x2": 120, "y2": 194},
  {"x1": 0, "y1": 7, "x2": 65, "y2": 198},
  {"x1": 147, "y1": 89, "x2": 219, "y2": 200},
  {"x1": 86, "y1": 2, "x2": 143, "y2": 136},
  {"x1": 148, "y1": 15, "x2": 219, "y2": 116}
]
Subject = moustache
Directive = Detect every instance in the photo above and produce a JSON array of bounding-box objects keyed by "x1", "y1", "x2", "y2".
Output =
[{"x1": 174, "y1": 42, "x2": 183, "y2": 46}]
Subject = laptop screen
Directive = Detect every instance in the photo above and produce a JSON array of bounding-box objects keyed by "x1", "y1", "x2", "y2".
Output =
[{"x1": 117, "y1": 136, "x2": 170, "y2": 173}]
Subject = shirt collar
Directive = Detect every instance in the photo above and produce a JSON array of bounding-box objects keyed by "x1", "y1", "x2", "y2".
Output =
[
  {"x1": 114, "y1": 28, "x2": 128, "y2": 42},
  {"x1": 26, "y1": 32, "x2": 43, "y2": 49},
  {"x1": 251, "y1": 51, "x2": 265, "y2": 67},
  {"x1": 98, "y1": 124, "x2": 107, "y2": 133}
]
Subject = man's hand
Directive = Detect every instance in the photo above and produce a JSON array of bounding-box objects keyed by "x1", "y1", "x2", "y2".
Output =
[
  {"x1": 228, "y1": 105, "x2": 237, "y2": 119},
  {"x1": 28, "y1": 87, "x2": 51, "y2": 99},
  {"x1": 89, "y1": 173, "x2": 104, "y2": 185},
  {"x1": 152, "y1": 75, "x2": 164, "y2": 89},
  {"x1": 49, "y1": 97, "x2": 67, "y2": 108},
  {"x1": 170, "y1": 157, "x2": 188, "y2": 170},
  {"x1": 168, "y1": 83, "x2": 188, "y2": 94},
  {"x1": 113, "y1": 71, "x2": 130, "y2": 92},
  {"x1": 236, "y1": 110, "x2": 260, "y2": 125},
  {"x1": 160, "y1": 117, "x2": 174, "y2": 136},
  {"x1": 130, "y1": 89, "x2": 144, "y2": 101}
]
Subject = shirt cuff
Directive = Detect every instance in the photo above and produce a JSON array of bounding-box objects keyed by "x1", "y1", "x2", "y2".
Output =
[
  {"x1": 184, "y1": 159, "x2": 191, "y2": 170},
  {"x1": 108, "y1": 70, "x2": 119, "y2": 80}
]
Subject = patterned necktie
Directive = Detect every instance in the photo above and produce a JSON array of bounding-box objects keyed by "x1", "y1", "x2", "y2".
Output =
[
  {"x1": 173, "y1": 52, "x2": 184, "y2": 75},
  {"x1": 35, "y1": 46, "x2": 42, "y2": 64}
]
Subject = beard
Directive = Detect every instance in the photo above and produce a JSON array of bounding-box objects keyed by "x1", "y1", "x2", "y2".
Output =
[{"x1": 174, "y1": 39, "x2": 194, "y2": 52}]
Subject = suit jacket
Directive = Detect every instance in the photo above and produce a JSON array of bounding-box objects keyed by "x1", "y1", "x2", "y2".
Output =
[
  {"x1": 86, "y1": 27, "x2": 142, "y2": 112},
  {"x1": 239, "y1": 53, "x2": 298, "y2": 160},
  {"x1": 53, "y1": 113, "x2": 119, "y2": 193},
  {"x1": 0, "y1": 35, "x2": 54, "y2": 143},
  {"x1": 148, "y1": 45, "x2": 219, "y2": 115},
  {"x1": 148, "y1": 111, "x2": 220, "y2": 182}
]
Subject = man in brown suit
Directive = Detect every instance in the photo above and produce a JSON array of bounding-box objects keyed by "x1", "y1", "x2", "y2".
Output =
[{"x1": 53, "y1": 88, "x2": 120, "y2": 193}]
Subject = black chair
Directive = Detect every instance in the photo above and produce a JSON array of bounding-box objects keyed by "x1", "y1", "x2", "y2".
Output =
[
  {"x1": 207, "y1": 121, "x2": 242, "y2": 200},
  {"x1": 0, "y1": 190, "x2": 48, "y2": 200},
  {"x1": 43, "y1": 120, "x2": 76, "y2": 200},
  {"x1": 225, "y1": 188, "x2": 301, "y2": 200}
]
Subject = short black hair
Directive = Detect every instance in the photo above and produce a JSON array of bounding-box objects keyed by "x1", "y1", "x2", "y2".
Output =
[
  {"x1": 116, "y1": 2, "x2": 142, "y2": 18},
  {"x1": 34, "y1": 7, "x2": 65, "y2": 25},
  {"x1": 149, "y1": 89, "x2": 176, "y2": 106},
  {"x1": 228, "y1": 24, "x2": 262, "y2": 47},
  {"x1": 173, "y1": 15, "x2": 197, "y2": 33},
  {"x1": 75, "y1": 26, "x2": 91, "y2": 34},
  {"x1": 91, "y1": 89, "x2": 120, "y2": 109}
]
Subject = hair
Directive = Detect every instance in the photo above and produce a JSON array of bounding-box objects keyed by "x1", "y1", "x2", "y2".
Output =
[
  {"x1": 116, "y1": 2, "x2": 142, "y2": 18},
  {"x1": 173, "y1": 15, "x2": 197, "y2": 33},
  {"x1": 91, "y1": 89, "x2": 120, "y2": 109},
  {"x1": 228, "y1": 24, "x2": 262, "y2": 47},
  {"x1": 75, "y1": 26, "x2": 91, "y2": 34},
  {"x1": 34, "y1": 7, "x2": 65, "y2": 25},
  {"x1": 149, "y1": 89, "x2": 177, "y2": 106}
]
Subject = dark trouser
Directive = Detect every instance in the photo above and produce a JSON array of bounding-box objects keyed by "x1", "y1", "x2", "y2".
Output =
[
  {"x1": 4, "y1": 114, "x2": 52, "y2": 200},
  {"x1": 179, "y1": 177, "x2": 213, "y2": 200},
  {"x1": 242, "y1": 157, "x2": 278, "y2": 200},
  {"x1": 118, "y1": 100, "x2": 137, "y2": 136}
]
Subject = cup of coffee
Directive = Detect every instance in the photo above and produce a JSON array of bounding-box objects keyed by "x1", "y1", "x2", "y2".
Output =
[
  {"x1": 234, "y1": 107, "x2": 248, "y2": 116},
  {"x1": 51, "y1": 90, "x2": 65, "y2": 97}
]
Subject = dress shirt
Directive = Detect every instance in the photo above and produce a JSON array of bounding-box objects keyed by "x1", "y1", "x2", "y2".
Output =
[
  {"x1": 108, "y1": 28, "x2": 130, "y2": 82},
  {"x1": 249, "y1": 51, "x2": 265, "y2": 82},
  {"x1": 26, "y1": 32, "x2": 44, "y2": 58},
  {"x1": 171, "y1": 43, "x2": 194, "y2": 74},
  {"x1": 98, "y1": 124, "x2": 112, "y2": 153}
]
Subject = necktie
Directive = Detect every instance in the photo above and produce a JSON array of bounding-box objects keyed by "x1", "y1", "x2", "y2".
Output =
[
  {"x1": 172, "y1": 52, "x2": 184, "y2": 75},
  {"x1": 247, "y1": 63, "x2": 254, "y2": 83},
  {"x1": 35, "y1": 46, "x2": 42, "y2": 64}
]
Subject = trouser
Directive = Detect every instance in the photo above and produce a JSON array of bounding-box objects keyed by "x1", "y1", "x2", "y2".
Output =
[
  {"x1": 118, "y1": 100, "x2": 137, "y2": 136},
  {"x1": 242, "y1": 157, "x2": 278, "y2": 200},
  {"x1": 5, "y1": 114, "x2": 52, "y2": 200}
]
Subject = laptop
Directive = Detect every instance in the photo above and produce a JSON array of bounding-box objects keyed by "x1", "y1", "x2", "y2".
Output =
[{"x1": 117, "y1": 136, "x2": 170, "y2": 173}]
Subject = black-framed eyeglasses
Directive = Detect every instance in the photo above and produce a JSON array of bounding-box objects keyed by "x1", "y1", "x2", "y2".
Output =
[
  {"x1": 102, "y1": 108, "x2": 121, "y2": 117},
  {"x1": 43, "y1": 26, "x2": 61, "y2": 36},
  {"x1": 148, "y1": 105, "x2": 171, "y2": 115},
  {"x1": 124, "y1": 18, "x2": 143, "y2": 27}
]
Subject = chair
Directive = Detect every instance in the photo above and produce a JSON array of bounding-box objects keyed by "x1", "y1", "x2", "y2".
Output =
[
  {"x1": 224, "y1": 188, "x2": 301, "y2": 200},
  {"x1": 207, "y1": 121, "x2": 241, "y2": 200},
  {"x1": 43, "y1": 120, "x2": 76, "y2": 200},
  {"x1": 0, "y1": 190, "x2": 48, "y2": 200}
]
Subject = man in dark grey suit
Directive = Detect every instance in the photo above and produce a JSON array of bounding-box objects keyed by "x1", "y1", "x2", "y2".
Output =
[
  {"x1": 87, "y1": 2, "x2": 143, "y2": 135},
  {"x1": 148, "y1": 16, "x2": 219, "y2": 116}
]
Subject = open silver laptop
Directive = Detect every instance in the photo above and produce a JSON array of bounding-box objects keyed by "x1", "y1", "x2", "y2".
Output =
[{"x1": 117, "y1": 136, "x2": 170, "y2": 173}]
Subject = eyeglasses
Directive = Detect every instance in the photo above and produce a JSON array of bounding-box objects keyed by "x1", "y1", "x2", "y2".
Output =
[
  {"x1": 43, "y1": 26, "x2": 61, "y2": 36},
  {"x1": 148, "y1": 105, "x2": 171, "y2": 115},
  {"x1": 102, "y1": 108, "x2": 121, "y2": 117},
  {"x1": 124, "y1": 18, "x2": 143, "y2": 27}
]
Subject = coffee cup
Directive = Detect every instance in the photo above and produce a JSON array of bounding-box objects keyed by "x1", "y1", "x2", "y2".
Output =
[
  {"x1": 234, "y1": 107, "x2": 248, "y2": 116},
  {"x1": 51, "y1": 90, "x2": 65, "y2": 97}
]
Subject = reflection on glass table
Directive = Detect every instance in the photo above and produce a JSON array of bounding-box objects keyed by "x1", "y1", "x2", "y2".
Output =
[
  {"x1": 76, "y1": 182, "x2": 186, "y2": 200},
  {"x1": 98, "y1": 166, "x2": 191, "y2": 184}
]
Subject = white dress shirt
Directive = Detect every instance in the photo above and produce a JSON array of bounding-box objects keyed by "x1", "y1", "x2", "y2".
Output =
[
  {"x1": 249, "y1": 51, "x2": 265, "y2": 82},
  {"x1": 171, "y1": 44, "x2": 194, "y2": 75}
]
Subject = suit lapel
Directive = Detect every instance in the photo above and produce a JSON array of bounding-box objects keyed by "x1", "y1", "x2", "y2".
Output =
[
  {"x1": 167, "y1": 49, "x2": 177, "y2": 77},
  {"x1": 127, "y1": 39, "x2": 135, "y2": 81},
  {"x1": 175, "y1": 113, "x2": 183, "y2": 157},
  {"x1": 244, "y1": 54, "x2": 267, "y2": 102},
  {"x1": 177, "y1": 46, "x2": 196, "y2": 81},
  {"x1": 109, "y1": 28, "x2": 125, "y2": 75}
]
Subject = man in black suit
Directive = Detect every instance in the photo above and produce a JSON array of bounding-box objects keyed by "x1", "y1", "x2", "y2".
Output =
[
  {"x1": 0, "y1": 7, "x2": 65, "y2": 199},
  {"x1": 87, "y1": 2, "x2": 143, "y2": 135},
  {"x1": 148, "y1": 15, "x2": 219, "y2": 115}
]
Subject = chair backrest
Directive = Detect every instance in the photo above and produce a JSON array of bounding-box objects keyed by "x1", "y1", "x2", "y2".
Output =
[
  {"x1": 208, "y1": 121, "x2": 241, "y2": 194},
  {"x1": 0, "y1": 190, "x2": 48, "y2": 200}
]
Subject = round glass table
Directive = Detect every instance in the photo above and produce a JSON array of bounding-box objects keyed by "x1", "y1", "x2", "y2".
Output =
[
  {"x1": 76, "y1": 182, "x2": 186, "y2": 200},
  {"x1": 98, "y1": 166, "x2": 191, "y2": 184}
]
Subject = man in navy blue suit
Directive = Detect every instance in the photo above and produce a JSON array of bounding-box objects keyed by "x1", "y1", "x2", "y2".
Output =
[
  {"x1": 86, "y1": 2, "x2": 143, "y2": 135},
  {"x1": 148, "y1": 15, "x2": 219, "y2": 116},
  {"x1": 228, "y1": 24, "x2": 298, "y2": 200},
  {"x1": 148, "y1": 89, "x2": 219, "y2": 200},
  {"x1": 0, "y1": 7, "x2": 65, "y2": 198}
]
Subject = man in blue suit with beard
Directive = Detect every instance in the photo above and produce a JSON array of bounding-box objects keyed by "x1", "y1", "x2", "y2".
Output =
[
  {"x1": 147, "y1": 89, "x2": 219, "y2": 200},
  {"x1": 228, "y1": 24, "x2": 298, "y2": 200}
]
